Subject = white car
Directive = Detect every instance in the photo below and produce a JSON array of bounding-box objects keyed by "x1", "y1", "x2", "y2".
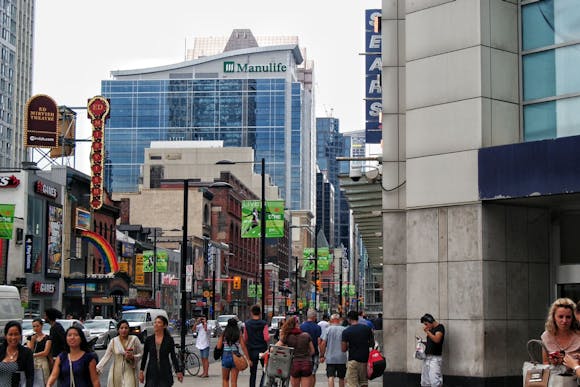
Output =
[
  {"x1": 56, "y1": 319, "x2": 94, "y2": 342},
  {"x1": 84, "y1": 319, "x2": 118, "y2": 349}
]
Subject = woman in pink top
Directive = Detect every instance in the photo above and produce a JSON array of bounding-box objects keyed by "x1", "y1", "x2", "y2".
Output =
[{"x1": 541, "y1": 298, "x2": 580, "y2": 365}]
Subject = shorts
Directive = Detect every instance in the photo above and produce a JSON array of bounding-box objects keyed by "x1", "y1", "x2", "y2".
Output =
[
  {"x1": 290, "y1": 359, "x2": 313, "y2": 378},
  {"x1": 199, "y1": 347, "x2": 209, "y2": 359},
  {"x1": 312, "y1": 355, "x2": 320, "y2": 374},
  {"x1": 345, "y1": 360, "x2": 368, "y2": 387},
  {"x1": 222, "y1": 351, "x2": 235, "y2": 369},
  {"x1": 326, "y1": 364, "x2": 347, "y2": 379}
]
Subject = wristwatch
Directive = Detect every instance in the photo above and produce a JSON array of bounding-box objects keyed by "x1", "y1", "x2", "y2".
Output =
[{"x1": 573, "y1": 365, "x2": 580, "y2": 374}]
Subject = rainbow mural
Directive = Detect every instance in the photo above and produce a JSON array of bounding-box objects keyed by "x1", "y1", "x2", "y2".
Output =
[{"x1": 81, "y1": 230, "x2": 119, "y2": 273}]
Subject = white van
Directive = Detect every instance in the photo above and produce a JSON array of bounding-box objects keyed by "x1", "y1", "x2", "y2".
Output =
[
  {"x1": 0, "y1": 286, "x2": 23, "y2": 337},
  {"x1": 121, "y1": 308, "x2": 168, "y2": 342}
]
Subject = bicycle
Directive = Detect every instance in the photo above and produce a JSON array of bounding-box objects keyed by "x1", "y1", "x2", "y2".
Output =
[{"x1": 174, "y1": 343, "x2": 201, "y2": 376}]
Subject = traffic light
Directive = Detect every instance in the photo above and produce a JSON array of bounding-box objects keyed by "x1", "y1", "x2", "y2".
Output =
[
  {"x1": 233, "y1": 276, "x2": 242, "y2": 290},
  {"x1": 316, "y1": 280, "x2": 322, "y2": 292}
]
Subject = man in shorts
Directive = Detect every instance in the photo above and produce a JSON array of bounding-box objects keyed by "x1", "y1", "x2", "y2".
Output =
[
  {"x1": 320, "y1": 314, "x2": 347, "y2": 387},
  {"x1": 195, "y1": 316, "x2": 210, "y2": 377},
  {"x1": 341, "y1": 310, "x2": 374, "y2": 387}
]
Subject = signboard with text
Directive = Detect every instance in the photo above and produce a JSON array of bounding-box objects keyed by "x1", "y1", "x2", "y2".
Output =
[
  {"x1": 241, "y1": 200, "x2": 285, "y2": 238},
  {"x1": 365, "y1": 9, "x2": 382, "y2": 144}
]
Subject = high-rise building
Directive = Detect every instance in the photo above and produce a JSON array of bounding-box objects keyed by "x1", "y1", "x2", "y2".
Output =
[
  {"x1": 316, "y1": 117, "x2": 350, "y2": 250},
  {"x1": 101, "y1": 29, "x2": 315, "y2": 212},
  {"x1": 0, "y1": 0, "x2": 34, "y2": 168}
]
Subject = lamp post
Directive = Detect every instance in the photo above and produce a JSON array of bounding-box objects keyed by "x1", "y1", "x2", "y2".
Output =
[
  {"x1": 216, "y1": 158, "x2": 267, "y2": 320},
  {"x1": 180, "y1": 179, "x2": 190, "y2": 358}
]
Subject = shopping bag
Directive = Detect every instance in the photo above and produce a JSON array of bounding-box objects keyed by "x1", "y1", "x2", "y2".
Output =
[
  {"x1": 414, "y1": 336, "x2": 426, "y2": 360},
  {"x1": 367, "y1": 349, "x2": 386, "y2": 380}
]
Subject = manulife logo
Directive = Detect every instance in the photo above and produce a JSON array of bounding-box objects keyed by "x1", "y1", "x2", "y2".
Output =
[{"x1": 223, "y1": 61, "x2": 287, "y2": 73}]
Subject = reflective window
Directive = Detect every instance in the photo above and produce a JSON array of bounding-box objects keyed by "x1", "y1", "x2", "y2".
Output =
[{"x1": 522, "y1": 0, "x2": 580, "y2": 51}]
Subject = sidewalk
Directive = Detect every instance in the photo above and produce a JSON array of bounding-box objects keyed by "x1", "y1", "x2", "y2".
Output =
[{"x1": 179, "y1": 360, "x2": 383, "y2": 387}]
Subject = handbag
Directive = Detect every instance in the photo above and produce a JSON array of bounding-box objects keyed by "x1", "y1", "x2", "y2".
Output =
[
  {"x1": 522, "y1": 340, "x2": 576, "y2": 387},
  {"x1": 414, "y1": 336, "x2": 426, "y2": 360},
  {"x1": 233, "y1": 344, "x2": 248, "y2": 371},
  {"x1": 213, "y1": 344, "x2": 223, "y2": 360}
]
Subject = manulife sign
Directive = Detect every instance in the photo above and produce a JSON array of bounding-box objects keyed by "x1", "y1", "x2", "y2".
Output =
[{"x1": 223, "y1": 61, "x2": 287, "y2": 73}]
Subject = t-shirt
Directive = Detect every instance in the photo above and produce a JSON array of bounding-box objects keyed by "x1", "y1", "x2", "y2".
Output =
[
  {"x1": 318, "y1": 320, "x2": 330, "y2": 337},
  {"x1": 341, "y1": 323, "x2": 374, "y2": 363},
  {"x1": 196, "y1": 323, "x2": 210, "y2": 350},
  {"x1": 50, "y1": 322, "x2": 66, "y2": 357},
  {"x1": 300, "y1": 321, "x2": 322, "y2": 355},
  {"x1": 321, "y1": 324, "x2": 346, "y2": 364},
  {"x1": 283, "y1": 332, "x2": 312, "y2": 360},
  {"x1": 425, "y1": 324, "x2": 445, "y2": 356}
]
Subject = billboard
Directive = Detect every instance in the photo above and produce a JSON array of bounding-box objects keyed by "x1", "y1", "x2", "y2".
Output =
[
  {"x1": 365, "y1": 9, "x2": 382, "y2": 144},
  {"x1": 241, "y1": 200, "x2": 285, "y2": 238},
  {"x1": 0, "y1": 204, "x2": 15, "y2": 239},
  {"x1": 87, "y1": 96, "x2": 110, "y2": 210},
  {"x1": 46, "y1": 204, "x2": 63, "y2": 276},
  {"x1": 24, "y1": 95, "x2": 58, "y2": 148}
]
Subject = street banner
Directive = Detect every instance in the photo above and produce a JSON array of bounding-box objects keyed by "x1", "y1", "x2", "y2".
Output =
[
  {"x1": 303, "y1": 247, "x2": 330, "y2": 271},
  {"x1": 142, "y1": 250, "x2": 167, "y2": 273},
  {"x1": 143, "y1": 251, "x2": 154, "y2": 273},
  {"x1": 247, "y1": 284, "x2": 262, "y2": 297},
  {"x1": 156, "y1": 250, "x2": 168, "y2": 273},
  {"x1": 0, "y1": 204, "x2": 15, "y2": 239},
  {"x1": 241, "y1": 200, "x2": 285, "y2": 238},
  {"x1": 135, "y1": 254, "x2": 144, "y2": 285}
]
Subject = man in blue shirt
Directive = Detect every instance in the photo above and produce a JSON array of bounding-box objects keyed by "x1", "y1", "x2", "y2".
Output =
[{"x1": 300, "y1": 309, "x2": 322, "y2": 387}]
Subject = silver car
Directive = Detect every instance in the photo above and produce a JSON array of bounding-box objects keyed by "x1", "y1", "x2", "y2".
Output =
[
  {"x1": 56, "y1": 319, "x2": 93, "y2": 342},
  {"x1": 84, "y1": 319, "x2": 118, "y2": 349}
]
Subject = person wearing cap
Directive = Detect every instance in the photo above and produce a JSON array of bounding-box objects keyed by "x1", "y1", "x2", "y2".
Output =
[{"x1": 420, "y1": 313, "x2": 445, "y2": 387}]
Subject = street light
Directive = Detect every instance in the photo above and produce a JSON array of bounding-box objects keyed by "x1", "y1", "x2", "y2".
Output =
[{"x1": 216, "y1": 158, "x2": 267, "y2": 320}]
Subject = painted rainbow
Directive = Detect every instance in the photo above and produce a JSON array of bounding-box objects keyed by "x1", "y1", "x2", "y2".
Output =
[{"x1": 81, "y1": 230, "x2": 119, "y2": 273}]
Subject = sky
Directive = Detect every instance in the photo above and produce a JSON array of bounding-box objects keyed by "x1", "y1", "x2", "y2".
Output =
[{"x1": 32, "y1": 1, "x2": 379, "y2": 174}]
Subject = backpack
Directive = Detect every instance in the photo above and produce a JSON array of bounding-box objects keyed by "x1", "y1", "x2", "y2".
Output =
[{"x1": 367, "y1": 349, "x2": 386, "y2": 380}]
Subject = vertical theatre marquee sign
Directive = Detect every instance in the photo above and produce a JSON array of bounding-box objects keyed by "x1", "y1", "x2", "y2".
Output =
[
  {"x1": 24, "y1": 95, "x2": 58, "y2": 148},
  {"x1": 87, "y1": 96, "x2": 110, "y2": 210}
]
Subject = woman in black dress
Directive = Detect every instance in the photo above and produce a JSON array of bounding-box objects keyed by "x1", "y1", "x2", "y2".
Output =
[
  {"x1": 26, "y1": 317, "x2": 52, "y2": 384},
  {"x1": 139, "y1": 316, "x2": 183, "y2": 387}
]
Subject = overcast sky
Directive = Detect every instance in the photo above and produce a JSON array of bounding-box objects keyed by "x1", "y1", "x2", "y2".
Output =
[{"x1": 32, "y1": 1, "x2": 379, "y2": 173}]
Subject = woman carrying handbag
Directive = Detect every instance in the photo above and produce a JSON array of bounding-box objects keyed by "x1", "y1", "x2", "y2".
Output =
[
  {"x1": 97, "y1": 320, "x2": 143, "y2": 387},
  {"x1": 216, "y1": 318, "x2": 249, "y2": 387}
]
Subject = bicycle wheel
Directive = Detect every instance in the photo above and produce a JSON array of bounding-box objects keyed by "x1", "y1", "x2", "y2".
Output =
[{"x1": 184, "y1": 352, "x2": 201, "y2": 376}]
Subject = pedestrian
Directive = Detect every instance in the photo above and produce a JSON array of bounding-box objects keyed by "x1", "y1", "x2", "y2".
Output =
[
  {"x1": 216, "y1": 318, "x2": 248, "y2": 387},
  {"x1": 44, "y1": 307, "x2": 66, "y2": 360},
  {"x1": 46, "y1": 326, "x2": 100, "y2": 387},
  {"x1": 419, "y1": 313, "x2": 445, "y2": 387},
  {"x1": 320, "y1": 314, "x2": 346, "y2": 387},
  {"x1": 541, "y1": 298, "x2": 580, "y2": 365},
  {"x1": 26, "y1": 317, "x2": 52, "y2": 384},
  {"x1": 318, "y1": 314, "x2": 330, "y2": 337},
  {"x1": 96, "y1": 319, "x2": 143, "y2": 387},
  {"x1": 195, "y1": 316, "x2": 210, "y2": 378},
  {"x1": 139, "y1": 316, "x2": 183, "y2": 386},
  {"x1": 358, "y1": 311, "x2": 374, "y2": 329},
  {"x1": 0, "y1": 320, "x2": 34, "y2": 387},
  {"x1": 341, "y1": 310, "x2": 374, "y2": 387},
  {"x1": 276, "y1": 316, "x2": 314, "y2": 387},
  {"x1": 242, "y1": 305, "x2": 269, "y2": 387},
  {"x1": 300, "y1": 309, "x2": 322, "y2": 387},
  {"x1": 372, "y1": 313, "x2": 383, "y2": 331}
]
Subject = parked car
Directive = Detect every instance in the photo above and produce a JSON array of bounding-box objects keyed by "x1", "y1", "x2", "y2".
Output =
[
  {"x1": 84, "y1": 319, "x2": 118, "y2": 349},
  {"x1": 21, "y1": 319, "x2": 50, "y2": 345},
  {"x1": 56, "y1": 319, "x2": 93, "y2": 342}
]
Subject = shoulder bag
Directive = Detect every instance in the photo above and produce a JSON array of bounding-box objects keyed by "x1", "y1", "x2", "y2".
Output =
[{"x1": 233, "y1": 344, "x2": 248, "y2": 371}]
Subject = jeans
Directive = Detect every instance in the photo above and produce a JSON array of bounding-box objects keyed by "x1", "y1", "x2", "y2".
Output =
[
  {"x1": 421, "y1": 355, "x2": 443, "y2": 387},
  {"x1": 249, "y1": 349, "x2": 264, "y2": 387}
]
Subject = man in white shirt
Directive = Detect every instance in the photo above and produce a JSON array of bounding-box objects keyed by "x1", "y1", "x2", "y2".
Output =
[
  {"x1": 318, "y1": 313, "x2": 330, "y2": 336},
  {"x1": 195, "y1": 316, "x2": 210, "y2": 377}
]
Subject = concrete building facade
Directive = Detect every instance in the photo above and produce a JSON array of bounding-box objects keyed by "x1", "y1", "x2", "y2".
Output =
[{"x1": 376, "y1": 0, "x2": 579, "y2": 385}]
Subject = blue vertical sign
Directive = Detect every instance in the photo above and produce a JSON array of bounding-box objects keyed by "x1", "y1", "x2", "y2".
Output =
[{"x1": 365, "y1": 9, "x2": 382, "y2": 144}]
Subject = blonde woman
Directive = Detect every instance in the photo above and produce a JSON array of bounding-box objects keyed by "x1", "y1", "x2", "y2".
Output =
[
  {"x1": 541, "y1": 298, "x2": 580, "y2": 365},
  {"x1": 97, "y1": 319, "x2": 143, "y2": 387},
  {"x1": 27, "y1": 317, "x2": 52, "y2": 384}
]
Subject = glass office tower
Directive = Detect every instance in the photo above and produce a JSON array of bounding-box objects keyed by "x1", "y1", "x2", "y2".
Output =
[{"x1": 101, "y1": 43, "x2": 314, "y2": 211}]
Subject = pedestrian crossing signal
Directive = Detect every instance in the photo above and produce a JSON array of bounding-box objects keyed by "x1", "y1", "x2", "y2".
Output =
[{"x1": 233, "y1": 276, "x2": 242, "y2": 290}]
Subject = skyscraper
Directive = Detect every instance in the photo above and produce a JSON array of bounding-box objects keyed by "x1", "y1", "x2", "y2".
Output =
[
  {"x1": 0, "y1": 0, "x2": 34, "y2": 168},
  {"x1": 101, "y1": 29, "x2": 315, "y2": 212}
]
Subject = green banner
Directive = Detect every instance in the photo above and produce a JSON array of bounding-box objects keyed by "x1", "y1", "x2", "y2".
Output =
[
  {"x1": 241, "y1": 200, "x2": 285, "y2": 238},
  {"x1": 303, "y1": 247, "x2": 330, "y2": 271},
  {"x1": 143, "y1": 250, "x2": 168, "y2": 273},
  {"x1": 0, "y1": 204, "x2": 15, "y2": 239},
  {"x1": 247, "y1": 284, "x2": 262, "y2": 297}
]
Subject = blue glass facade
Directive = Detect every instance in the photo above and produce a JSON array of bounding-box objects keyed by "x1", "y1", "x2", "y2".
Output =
[
  {"x1": 522, "y1": 0, "x2": 580, "y2": 141},
  {"x1": 102, "y1": 73, "x2": 306, "y2": 209}
]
